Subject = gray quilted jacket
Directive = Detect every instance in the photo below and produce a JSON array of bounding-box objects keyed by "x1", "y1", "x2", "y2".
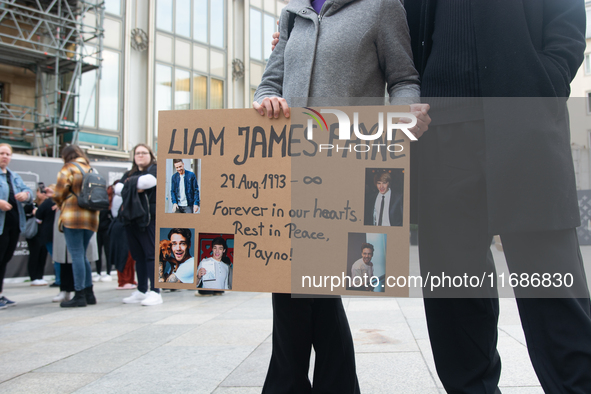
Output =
[{"x1": 253, "y1": 0, "x2": 420, "y2": 107}]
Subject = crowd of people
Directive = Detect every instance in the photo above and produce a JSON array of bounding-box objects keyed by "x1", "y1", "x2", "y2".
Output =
[{"x1": 0, "y1": 143, "x2": 161, "y2": 308}]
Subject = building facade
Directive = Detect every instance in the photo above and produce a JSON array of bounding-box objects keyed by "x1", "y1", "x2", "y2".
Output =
[{"x1": 0, "y1": 0, "x2": 286, "y2": 159}]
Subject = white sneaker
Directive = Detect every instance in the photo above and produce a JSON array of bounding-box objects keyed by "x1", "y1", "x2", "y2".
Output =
[
  {"x1": 123, "y1": 290, "x2": 146, "y2": 304},
  {"x1": 37, "y1": 279, "x2": 48, "y2": 285},
  {"x1": 100, "y1": 274, "x2": 112, "y2": 282},
  {"x1": 141, "y1": 291, "x2": 163, "y2": 306},
  {"x1": 92, "y1": 274, "x2": 100, "y2": 282},
  {"x1": 52, "y1": 291, "x2": 71, "y2": 302}
]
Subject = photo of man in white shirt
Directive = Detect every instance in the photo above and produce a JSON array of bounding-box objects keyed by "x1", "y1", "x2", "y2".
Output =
[{"x1": 196, "y1": 236, "x2": 232, "y2": 290}]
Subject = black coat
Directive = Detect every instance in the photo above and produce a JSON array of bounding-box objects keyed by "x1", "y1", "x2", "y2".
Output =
[
  {"x1": 120, "y1": 176, "x2": 150, "y2": 229},
  {"x1": 405, "y1": 0, "x2": 586, "y2": 233}
]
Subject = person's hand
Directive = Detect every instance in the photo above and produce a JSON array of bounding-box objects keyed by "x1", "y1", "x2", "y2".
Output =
[
  {"x1": 44, "y1": 187, "x2": 55, "y2": 198},
  {"x1": 173, "y1": 203, "x2": 178, "y2": 212},
  {"x1": 401, "y1": 103, "x2": 431, "y2": 139},
  {"x1": 51, "y1": 204, "x2": 59, "y2": 211},
  {"x1": 0, "y1": 199, "x2": 12, "y2": 211},
  {"x1": 253, "y1": 96, "x2": 290, "y2": 119},
  {"x1": 194, "y1": 205, "x2": 200, "y2": 214},
  {"x1": 271, "y1": 30, "x2": 280, "y2": 51},
  {"x1": 197, "y1": 267, "x2": 207, "y2": 280},
  {"x1": 15, "y1": 191, "x2": 29, "y2": 202},
  {"x1": 32, "y1": 207, "x2": 37, "y2": 216},
  {"x1": 137, "y1": 189, "x2": 144, "y2": 193}
]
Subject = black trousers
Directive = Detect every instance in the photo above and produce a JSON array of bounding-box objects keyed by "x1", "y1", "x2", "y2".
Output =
[
  {"x1": 59, "y1": 263, "x2": 75, "y2": 293},
  {"x1": 418, "y1": 121, "x2": 591, "y2": 393},
  {"x1": 26, "y1": 235, "x2": 48, "y2": 281},
  {"x1": 262, "y1": 293, "x2": 360, "y2": 394},
  {"x1": 125, "y1": 219, "x2": 157, "y2": 294},
  {"x1": 95, "y1": 228, "x2": 111, "y2": 275},
  {"x1": 0, "y1": 226, "x2": 20, "y2": 293}
]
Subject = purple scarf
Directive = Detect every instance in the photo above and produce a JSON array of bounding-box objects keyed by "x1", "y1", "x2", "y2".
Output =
[{"x1": 311, "y1": 0, "x2": 327, "y2": 14}]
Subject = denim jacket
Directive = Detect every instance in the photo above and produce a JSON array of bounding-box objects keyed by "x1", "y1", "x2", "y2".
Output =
[
  {"x1": 170, "y1": 170, "x2": 200, "y2": 207},
  {"x1": 0, "y1": 168, "x2": 33, "y2": 234}
]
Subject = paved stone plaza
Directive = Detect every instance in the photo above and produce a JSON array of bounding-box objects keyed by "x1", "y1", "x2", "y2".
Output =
[{"x1": 3, "y1": 245, "x2": 589, "y2": 393}]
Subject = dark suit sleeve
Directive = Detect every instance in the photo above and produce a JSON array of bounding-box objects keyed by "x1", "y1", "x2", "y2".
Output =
[
  {"x1": 389, "y1": 192, "x2": 403, "y2": 227},
  {"x1": 538, "y1": 0, "x2": 586, "y2": 96}
]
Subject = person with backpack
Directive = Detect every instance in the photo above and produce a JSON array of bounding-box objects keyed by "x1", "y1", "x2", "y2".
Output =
[
  {"x1": 117, "y1": 144, "x2": 161, "y2": 306},
  {"x1": 50, "y1": 145, "x2": 99, "y2": 308}
]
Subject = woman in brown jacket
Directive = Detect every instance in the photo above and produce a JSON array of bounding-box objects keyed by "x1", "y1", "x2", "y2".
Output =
[{"x1": 51, "y1": 145, "x2": 99, "y2": 307}]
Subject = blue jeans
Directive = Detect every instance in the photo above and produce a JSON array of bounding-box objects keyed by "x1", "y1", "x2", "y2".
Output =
[{"x1": 63, "y1": 227, "x2": 94, "y2": 291}]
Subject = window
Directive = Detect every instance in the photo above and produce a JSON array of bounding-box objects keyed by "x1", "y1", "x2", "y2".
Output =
[
  {"x1": 194, "y1": 0, "x2": 207, "y2": 43},
  {"x1": 175, "y1": 69, "x2": 191, "y2": 110},
  {"x1": 587, "y1": 8, "x2": 591, "y2": 38},
  {"x1": 98, "y1": 50, "x2": 120, "y2": 130},
  {"x1": 249, "y1": 6, "x2": 277, "y2": 62},
  {"x1": 104, "y1": 0, "x2": 122, "y2": 16},
  {"x1": 176, "y1": 0, "x2": 191, "y2": 37},
  {"x1": 155, "y1": 64, "x2": 172, "y2": 126},
  {"x1": 250, "y1": 9, "x2": 262, "y2": 61},
  {"x1": 587, "y1": 92, "x2": 591, "y2": 114},
  {"x1": 249, "y1": 1, "x2": 284, "y2": 106},
  {"x1": 210, "y1": 0, "x2": 225, "y2": 48},
  {"x1": 155, "y1": 0, "x2": 227, "y2": 139},
  {"x1": 585, "y1": 53, "x2": 591, "y2": 75},
  {"x1": 77, "y1": 3, "x2": 124, "y2": 147},
  {"x1": 157, "y1": 0, "x2": 173, "y2": 32}
]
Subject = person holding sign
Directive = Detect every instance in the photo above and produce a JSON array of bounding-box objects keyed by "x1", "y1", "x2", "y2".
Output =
[
  {"x1": 196, "y1": 237, "x2": 231, "y2": 290},
  {"x1": 252, "y1": 0, "x2": 430, "y2": 392},
  {"x1": 170, "y1": 159, "x2": 200, "y2": 214},
  {"x1": 161, "y1": 228, "x2": 194, "y2": 283},
  {"x1": 403, "y1": 2, "x2": 591, "y2": 393}
]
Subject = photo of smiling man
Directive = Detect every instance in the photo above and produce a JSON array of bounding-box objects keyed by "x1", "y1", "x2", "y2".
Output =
[
  {"x1": 364, "y1": 168, "x2": 404, "y2": 227},
  {"x1": 351, "y1": 243, "x2": 375, "y2": 292},
  {"x1": 196, "y1": 236, "x2": 231, "y2": 290},
  {"x1": 159, "y1": 228, "x2": 195, "y2": 284},
  {"x1": 346, "y1": 233, "x2": 386, "y2": 293}
]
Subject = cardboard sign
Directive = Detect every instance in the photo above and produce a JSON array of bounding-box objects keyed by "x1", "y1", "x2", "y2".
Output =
[{"x1": 156, "y1": 106, "x2": 411, "y2": 296}]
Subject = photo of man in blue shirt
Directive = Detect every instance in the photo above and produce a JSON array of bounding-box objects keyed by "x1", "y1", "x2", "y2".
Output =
[{"x1": 170, "y1": 158, "x2": 200, "y2": 214}]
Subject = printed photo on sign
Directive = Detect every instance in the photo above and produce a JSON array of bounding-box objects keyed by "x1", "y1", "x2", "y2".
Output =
[
  {"x1": 196, "y1": 233, "x2": 234, "y2": 290},
  {"x1": 346, "y1": 233, "x2": 387, "y2": 293},
  {"x1": 159, "y1": 228, "x2": 196, "y2": 284},
  {"x1": 363, "y1": 168, "x2": 404, "y2": 227},
  {"x1": 165, "y1": 158, "x2": 201, "y2": 214}
]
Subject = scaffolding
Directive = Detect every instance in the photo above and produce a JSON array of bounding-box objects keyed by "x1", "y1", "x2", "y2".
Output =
[{"x1": 0, "y1": 0, "x2": 104, "y2": 156}]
